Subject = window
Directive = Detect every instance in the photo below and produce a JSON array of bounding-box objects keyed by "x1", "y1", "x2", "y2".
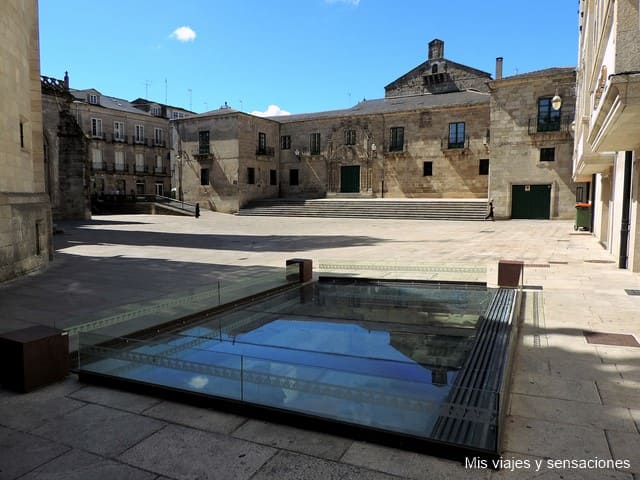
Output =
[
  {"x1": 88, "y1": 93, "x2": 98, "y2": 105},
  {"x1": 258, "y1": 132, "x2": 267, "y2": 154},
  {"x1": 114, "y1": 121, "x2": 124, "y2": 141},
  {"x1": 151, "y1": 106, "x2": 160, "y2": 116},
  {"x1": 389, "y1": 127, "x2": 404, "y2": 151},
  {"x1": 136, "y1": 180, "x2": 145, "y2": 195},
  {"x1": 479, "y1": 159, "x2": 489, "y2": 175},
  {"x1": 198, "y1": 131, "x2": 210, "y2": 155},
  {"x1": 270, "y1": 169, "x2": 277, "y2": 186},
  {"x1": 289, "y1": 169, "x2": 299, "y2": 186},
  {"x1": 135, "y1": 152, "x2": 145, "y2": 173},
  {"x1": 135, "y1": 124, "x2": 144, "y2": 143},
  {"x1": 155, "y1": 154, "x2": 163, "y2": 173},
  {"x1": 247, "y1": 167, "x2": 255, "y2": 185},
  {"x1": 448, "y1": 122, "x2": 465, "y2": 148},
  {"x1": 540, "y1": 147, "x2": 555, "y2": 162},
  {"x1": 92, "y1": 148, "x2": 103, "y2": 168},
  {"x1": 423, "y1": 161, "x2": 433, "y2": 176},
  {"x1": 19, "y1": 121, "x2": 24, "y2": 148},
  {"x1": 345, "y1": 129, "x2": 356, "y2": 146},
  {"x1": 310, "y1": 133, "x2": 321, "y2": 155},
  {"x1": 114, "y1": 150, "x2": 124, "y2": 171},
  {"x1": 280, "y1": 135, "x2": 291, "y2": 150},
  {"x1": 200, "y1": 168, "x2": 210, "y2": 186},
  {"x1": 432, "y1": 64, "x2": 438, "y2": 74},
  {"x1": 154, "y1": 128, "x2": 163, "y2": 146},
  {"x1": 91, "y1": 118, "x2": 103, "y2": 138},
  {"x1": 537, "y1": 97, "x2": 561, "y2": 132}
]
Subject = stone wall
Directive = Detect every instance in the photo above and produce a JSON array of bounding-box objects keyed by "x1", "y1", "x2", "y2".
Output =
[
  {"x1": 489, "y1": 69, "x2": 577, "y2": 219},
  {"x1": 0, "y1": 0, "x2": 52, "y2": 282}
]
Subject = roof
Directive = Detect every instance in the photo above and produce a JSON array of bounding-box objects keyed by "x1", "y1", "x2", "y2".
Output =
[
  {"x1": 384, "y1": 58, "x2": 493, "y2": 91},
  {"x1": 272, "y1": 91, "x2": 490, "y2": 123},
  {"x1": 492, "y1": 67, "x2": 576, "y2": 83},
  {"x1": 70, "y1": 89, "x2": 151, "y2": 115}
]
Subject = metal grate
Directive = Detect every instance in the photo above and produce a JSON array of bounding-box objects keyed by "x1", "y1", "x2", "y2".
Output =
[
  {"x1": 625, "y1": 289, "x2": 640, "y2": 296},
  {"x1": 584, "y1": 260, "x2": 616, "y2": 264},
  {"x1": 525, "y1": 264, "x2": 550, "y2": 268},
  {"x1": 548, "y1": 261, "x2": 568, "y2": 265},
  {"x1": 584, "y1": 331, "x2": 640, "y2": 347}
]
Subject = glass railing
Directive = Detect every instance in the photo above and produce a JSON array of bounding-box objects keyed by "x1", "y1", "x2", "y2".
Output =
[
  {"x1": 76, "y1": 330, "x2": 500, "y2": 449},
  {"x1": 65, "y1": 267, "x2": 299, "y2": 351},
  {"x1": 317, "y1": 260, "x2": 487, "y2": 283}
]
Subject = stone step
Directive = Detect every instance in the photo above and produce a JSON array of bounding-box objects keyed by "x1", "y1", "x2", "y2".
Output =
[{"x1": 237, "y1": 198, "x2": 488, "y2": 220}]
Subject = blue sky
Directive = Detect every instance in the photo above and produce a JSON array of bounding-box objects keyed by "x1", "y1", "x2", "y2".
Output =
[{"x1": 39, "y1": 0, "x2": 579, "y2": 116}]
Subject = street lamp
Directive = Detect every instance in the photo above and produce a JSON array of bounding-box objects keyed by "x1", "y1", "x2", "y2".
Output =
[{"x1": 175, "y1": 153, "x2": 184, "y2": 201}]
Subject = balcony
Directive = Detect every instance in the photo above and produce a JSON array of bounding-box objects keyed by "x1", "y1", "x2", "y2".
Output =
[
  {"x1": 134, "y1": 165, "x2": 149, "y2": 174},
  {"x1": 91, "y1": 161, "x2": 108, "y2": 172},
  {"x1": 527, "y1": 114, "x2": 573, "y2": 135},
  {"x1": 112, "y1": 134, "x2": 128, "y2": 143},
  {"x1": 441, "y1": 136, "x2": 469, "y2": 150},
  {"x1": 133, "y1": 137, "x2": 148, "y2": 146},
  {"x1": 90, "y1": 132, "x2": 105, "y2": 141},
  {"x1": 587, "y1": 72, "x2": 640, "y2": 152},
  {"x1": 153, "y1": 167, "x2": 168, "y2": 175},
  {"x1": 256, "y1": 146, "x2": 275, "y2": 156},
  {"x1": 153, "y1": 139, "x2": 167, "y2": 148},
  {"x1": 113, "y1": 164, "x2": 129, "y2": 173}
]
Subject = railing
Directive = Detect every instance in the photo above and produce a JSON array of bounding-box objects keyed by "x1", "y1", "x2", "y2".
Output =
[
  {"x1": 154, "y1": 139, "x2": 167, "y2": 147},
  {"x1": 134, "y1": 137, "x2": 147, "y2": 145},
  {"x1": 256, "y1": 146, "x2": 275, "y2": 156},
  {"x1": 91, "y1": 161, "x2": 108, "y2": 172},
  {"x1": 528, "y1": 114, "x2": 574, "y2": 135},
  {"x1": 112, "y1": 134, "x2": 128, "y2": 143},
  {"x1": 113, "y1": 164, "x2": 129, "y2": 173},
  {"x1": 154, "y1": 167, "x2": 168, "y2": 175},
  {"x1": 134, "y1": 165, "x2": 149, "y2": 174},
  {"x1": 441, "y1": 136, "x2": 469, "y2": 150},
  {"x1": 91, "y1": 132, "x2": 105, "y2": 140},
  {"x1": 198, "y1": 145, "x2": 210, "y2": 155}
]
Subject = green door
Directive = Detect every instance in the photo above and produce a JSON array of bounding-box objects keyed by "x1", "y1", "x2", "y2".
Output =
[
  {"x1": 340, "y1": 165, "x2": 360, "y2": 193},
  {"x1": 511, "y1": 184, "x2": 551, "y2": 219}
]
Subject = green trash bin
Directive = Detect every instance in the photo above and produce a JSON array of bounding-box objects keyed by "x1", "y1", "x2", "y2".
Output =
[{"x1": 575, "y1": 203, "x2": 591, "y2": 231}]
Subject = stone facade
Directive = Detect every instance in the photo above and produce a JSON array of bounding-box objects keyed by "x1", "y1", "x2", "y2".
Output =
[
  {"x1": 0, "y1": 0, "x2": 53, "y2": 282},
  {"x1": 68, "y1": 88, "x2": 188, "y2": 202},
  {"x1": 489, "y1": 68, "x2": 577, "y2": 219},
  {"x1": 171, "y1": 109, "x2": 279, "y2": 213},
  {"x1": 573, "y1": 0, "x2": 640, "y2": 271},
  {"x1": 277, "y1": 95, "x2": 490, "y2": 199},
  {"x1": 385, "y1": 39, "x2": 492, "y2": 97},
  {"x1": 41, "y1": 74, "x2": 91, "y2": 220}
]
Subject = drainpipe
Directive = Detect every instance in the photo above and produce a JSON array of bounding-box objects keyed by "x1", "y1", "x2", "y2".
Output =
[
  {"x1": 619, "y1": 151, "x2": 632, "y2": 269},
  {"x1": 590, "y1": 173, "x2": 596, "y2": 233}
]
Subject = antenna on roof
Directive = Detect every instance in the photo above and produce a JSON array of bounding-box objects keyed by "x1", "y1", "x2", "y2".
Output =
[
  {"x1": 143, "y1": 80, "x2": 152, "y2": 99},
  {"x1": 188, "y1": 89, "x2": 192, "y2": 110},
  {"x1": 165, "y1": 78, "x2": 168, "y2": 104}
]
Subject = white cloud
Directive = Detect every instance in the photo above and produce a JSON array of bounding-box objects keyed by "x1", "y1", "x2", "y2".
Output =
[
  {"x1": 188, "y1": 375, "x2": 209, "y2": 389},
  {"x1": 170, "y1": 26, "x2": 197, "y2": 43},
  {"x1": 251, "y1": 105, "x2": 291, "y2": 117},
  {"x1": 325, "y1": 0, "x2": 360, "y2": 5}
]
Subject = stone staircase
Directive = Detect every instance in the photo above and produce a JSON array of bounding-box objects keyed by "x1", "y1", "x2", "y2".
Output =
[{"x1": 237, "y1": 198, "x2": 488, "y2": 221}]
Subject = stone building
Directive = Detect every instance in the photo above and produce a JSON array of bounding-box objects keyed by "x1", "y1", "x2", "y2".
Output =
[
  {"x1": 175, "y1": 39, "x2": 576, "y2": 217},
  {"x1": 489, "y1": 67, "x2": 577, "y2": 219},
  {"x1": 171, "y1": 106, "x2": 280, "y2": 213},
  {"x1": 0, "y1": 0, "x2": 52, "y2": 282},
  {"x1": 41, "y1": 73, "x2": 90, "y2": 221},
  {"x1": 276, "y1": 92, "x2": 490, "y2": 199},
  {"x1": 68, "y1": 86, "x2": 190, "y2": 203},
  {"x1": 573, "y1": 0, "x2": 640, "y2": 271}
]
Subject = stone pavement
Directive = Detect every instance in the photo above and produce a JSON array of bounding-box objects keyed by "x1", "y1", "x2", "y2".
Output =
[{"x1": 0, "y1": 211, "x2": 639, "y2": 479}]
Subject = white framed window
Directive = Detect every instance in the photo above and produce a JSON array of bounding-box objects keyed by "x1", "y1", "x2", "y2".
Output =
[
  {"x1": 135, "y1": 152, "x2": 144, "y2": 171},
  {"x1": 91, "y1": 118, "x2": 103, "y2": 138},
  {"x1": 154, "y1": 128, "x2": 163, "y2": 146},
  {"x1": 114, "y1": 121, "x2": 125, "y2": 141},
  {"x1": 88, "y1": 93, "x2": 98, "y2": 105},
  {"x1": 115, "y1": 150, "x2": 125, "y2": 171},
  {"x1": 155, "y1": 154, "x2": 163, "y2": 173},
  {"x1": 151, "y1": 106, "x2": 160, "y2": 116},
  {"x1": 135, "y1": 125, "x2": 144, "y2": 143},
  {"x1": 92, "y1": 148, "x2": 103, "y2": 167}
]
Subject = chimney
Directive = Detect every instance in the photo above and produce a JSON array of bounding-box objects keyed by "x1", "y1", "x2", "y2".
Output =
[
  {"x1": 495, "y1": 57, "x2": 503, "y2": 80},
  {"x1": 428, "y1": 39, "x2": 444, "y2": 61},
  {"x1": 63, "y1": 71, "x2": 69, "y2": 89}
]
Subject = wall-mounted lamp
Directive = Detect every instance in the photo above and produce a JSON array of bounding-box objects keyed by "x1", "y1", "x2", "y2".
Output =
[
  {"x1": 551, "y1": 89, "x2": 562, "y2": 111},
  {"x1": 371, "y1": 143, "x2": 376, "y2": 151},
  {"x1": 294, "y1": 149, "x2": 301, "y2": 160}
]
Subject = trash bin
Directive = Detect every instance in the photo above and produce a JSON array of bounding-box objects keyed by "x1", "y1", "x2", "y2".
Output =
[{"x1": 575, "y1": 202, "x2": 591, "y2": 231}]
